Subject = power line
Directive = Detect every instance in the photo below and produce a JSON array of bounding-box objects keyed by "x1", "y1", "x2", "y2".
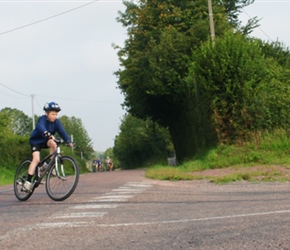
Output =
[
  {"x1": 0, "y1": 0, "x2": 99, "y2": 36},
  {"x1": 0, "y1": 82, "x2": 30, "y2": 97},
  {"x1": 241, "y1": 8, "x2": 274, "y2": 43},
  {"x1": 33, "y1": 95, "x2": 43, "y2": 110},
  {"x1": 35, "y1": 93, "x2": 122, "y2": 104},
  {"x1": 0, "y1": 82, "x2": 122, "y2": 105}
]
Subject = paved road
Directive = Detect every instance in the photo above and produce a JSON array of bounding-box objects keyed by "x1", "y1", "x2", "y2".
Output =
[{"x1": 1, "y1": 169, "x2": 290, "y2": 249}]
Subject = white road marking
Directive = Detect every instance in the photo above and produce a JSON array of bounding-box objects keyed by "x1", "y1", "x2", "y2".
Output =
[
  {"x1": 125, "y1": 182, "x2": 152, "y2": 188},
  {"x1": 91, "y1": 194, "x2": 134, "y2": 202},
  {"x1": 94, "y1": 195, "x2": 134, "y2": 199},
  {"x1": 4, "y1": 181, "x2": 290, "y2": 238},
  {"x1": 112, "y1": 188, "x2": 145, "y2": 193},
  {"x1": 33, "y1": 209, "x2": 290, "y2": 230},
  {"x1": 72, "y1": 204, "x2": 118, "y2": 209},
  {"x1": 24, "y1": 181, "x2": 152, "y2": 232},
  {"x1": 92, "y1": 197, "x2": 129, "y2": 202},
  {"x1": 53, "y1": 212, "x2": 106, "y2": 218},
  {"x1": 36, "y1": 221, "x2": 93, "y2": 229},
  {"x1": 94, "y1": 209, "x2": 290, "y2": 227}
]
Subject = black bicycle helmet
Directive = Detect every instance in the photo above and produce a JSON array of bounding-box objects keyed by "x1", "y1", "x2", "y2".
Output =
[{"x1": 43, "y1": 102, "x2": 61, "y2": 112}]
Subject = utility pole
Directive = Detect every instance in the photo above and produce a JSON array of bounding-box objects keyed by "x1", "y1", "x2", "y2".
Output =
[
  {"x1": 208, "y1": 0, "x2": 215, "y2": 45},
  {"x1": 31, "y1": 94, "x2": 35, "y2": 130}
]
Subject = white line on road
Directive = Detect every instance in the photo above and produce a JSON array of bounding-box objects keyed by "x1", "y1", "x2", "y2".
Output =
[
  {"x1": 111, "y1": 188, "x2": 145, "y2": 193},
  {"x1": 94, "y1": 195, "x2": 134, "y2": 199},
  {"x1": 36, "y1": 221, "x2": 93, "y2": 229},
  {"x1": 125, "y1": 182, "x2": 152, "y2": 188},
  {"x1": 33, "y1": 209, "x2": 290, "y2": 230},
  {"x1": 72, "y1": 204, "x2": 118, "y2": 209},
  {"x1": 53, "y1": 212, "x2": 106, "y2": 218},
  {"x1": 92, "y1": 198, "x2": 129, "y2": 202},
  {"x1": 94, "y1": 209, "x2": 290, "y2": 227}
]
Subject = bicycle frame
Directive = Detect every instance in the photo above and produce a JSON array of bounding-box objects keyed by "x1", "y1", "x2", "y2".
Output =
[{"x1": 34, "y1": 140, "x2": 65, "y2": 187}]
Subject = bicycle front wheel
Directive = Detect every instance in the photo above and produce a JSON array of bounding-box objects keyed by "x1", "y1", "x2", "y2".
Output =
[
  {"x1": 14, "y1": 159, "x2": 34, "y2": 201},
  {"x1": 46, "y1": 156, "x2": 79, "y2": 201}
]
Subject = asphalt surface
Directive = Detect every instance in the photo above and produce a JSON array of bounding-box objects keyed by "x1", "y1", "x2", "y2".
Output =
[{"x1": 1, "y1": 169, "x2": 290, "y2": 249}]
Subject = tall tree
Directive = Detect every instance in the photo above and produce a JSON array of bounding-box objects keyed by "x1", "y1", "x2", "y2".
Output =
[
  {"x1": 217, "y1": 0, "x2": 254, "y2": 26},
  {"x1": 113, "y1": 114, "x2": 173, "y2": 169},
  {"x1": 59, "y1": 116, "x2": 94, "y2": 161},
  {"x1": 0, "y1": 108, "x2": 32, "y2": 136},
  {"x1": 115, "y1": 0, "x2": 234, "y2": 161},
  {"x1": 0, "y1": 109, "x2": 30, "y2": 169},
  {"x1": 188, "y1": 32, "x2": 290, "y2": 142}
]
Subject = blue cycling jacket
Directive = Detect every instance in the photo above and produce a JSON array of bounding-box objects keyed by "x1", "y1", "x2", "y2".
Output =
[{"x1": 29, "y1": 115, "x2": 71, "y2": 145}]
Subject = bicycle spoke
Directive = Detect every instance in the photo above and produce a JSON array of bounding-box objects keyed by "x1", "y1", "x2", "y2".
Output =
[
  {"x1": 46, "y1": 156, "x2": 79, "y2": 201},
  {"x1": 14, "y1": 159, "x2": 34, "y2": 201}
]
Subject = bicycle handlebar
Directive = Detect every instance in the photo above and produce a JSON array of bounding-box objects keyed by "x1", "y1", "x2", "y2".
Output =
[{"x1": 54, "y1": 138, "x2": 75, "y2": 148}]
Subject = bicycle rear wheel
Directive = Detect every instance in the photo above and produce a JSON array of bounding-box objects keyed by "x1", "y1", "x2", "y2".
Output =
[
  {"x1": 46, "y1": 156, "x2": 79, "y2": 201},
  {"x1": 14, "y1": 159, "x2": 34, "y2": 201}
]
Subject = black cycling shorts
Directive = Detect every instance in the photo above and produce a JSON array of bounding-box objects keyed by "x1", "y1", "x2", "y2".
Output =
[{"x1": 31, "y1": 143, "x2": 48, "y2": 153}]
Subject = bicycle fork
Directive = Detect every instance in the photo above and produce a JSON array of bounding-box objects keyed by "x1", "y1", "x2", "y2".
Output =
[{"x1": 54, "y1": 155, "x2": 66, "y2": 180}]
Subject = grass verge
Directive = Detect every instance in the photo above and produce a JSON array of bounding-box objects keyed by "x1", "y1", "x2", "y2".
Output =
[
  {"x1": 0, "y1": 168, "x2": 15, "y2": 186},
  {"x1": 146, "y1": 129, "x2": 290, "y2": 183}
]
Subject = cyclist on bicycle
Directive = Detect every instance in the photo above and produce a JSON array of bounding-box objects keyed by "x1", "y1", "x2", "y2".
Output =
[
  {"x1": 106, "y1": 156, "x2": 113, "y2": 171},
  {"x1": 23, "y1": 101, "x2": 73, "y2": 192}
]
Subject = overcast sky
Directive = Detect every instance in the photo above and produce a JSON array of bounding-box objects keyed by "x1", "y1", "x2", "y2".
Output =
[{"x1": 0, "y1": 0, "x2": 289, "y2": 152}]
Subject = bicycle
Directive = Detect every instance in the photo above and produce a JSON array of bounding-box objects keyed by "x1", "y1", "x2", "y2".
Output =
[{"x1": 14, "y1": 138, "x2": 79, "y2": 202}]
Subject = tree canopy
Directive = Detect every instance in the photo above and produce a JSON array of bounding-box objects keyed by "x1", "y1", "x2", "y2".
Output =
[
  {"x1": 0, "y1": 107, "x2": 32, "y2": 136},
  {"x1": 188, "y1": 32, "x2": 290, "y2": 143},
  {"x1": 113, "y1": 114, "x2": 173, "y2": 169},
  {"x1": 59, "y1": 115, "x2": 95, "y2": 160},
  {"x1": 115, "y1": 0, "x2": 290, "y2": 162}
]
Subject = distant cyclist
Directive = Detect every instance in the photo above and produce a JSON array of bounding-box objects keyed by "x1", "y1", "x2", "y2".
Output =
[
  {"x1": 106, "y1": 156, "x2": 113, "y2": 171},
  {"x1": 23, "y1": 102, "x2": 73, "y2": 192},
  {"x1": 92, "y1": 158, "x2": 97, "y2": 172},
  {"x1": 96, "y1": 158, "x2": 102, "y2": 172}
]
